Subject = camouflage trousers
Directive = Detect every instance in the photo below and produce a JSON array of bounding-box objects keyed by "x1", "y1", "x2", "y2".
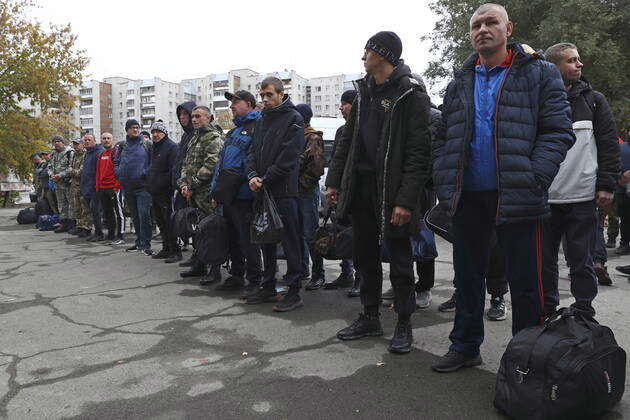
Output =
[
  {"x1": 190, "y1": 191, "x2": 215, "y2": 217},
  {"x1": 54, "y1": 183, "x2": 71, "y2": 220},
  {"x1": 70, "y1": 186, "x2": 92, "y2": 229}
]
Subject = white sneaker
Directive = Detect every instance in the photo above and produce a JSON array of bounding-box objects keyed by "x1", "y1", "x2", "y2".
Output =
[{"x1": 416, "y1": 290, "x2": 432, "y2": 309}]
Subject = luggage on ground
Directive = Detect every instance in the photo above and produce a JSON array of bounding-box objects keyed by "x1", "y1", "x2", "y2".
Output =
[
  {"x1": 494, "y1": 307, "x2": 626, "y2": 420},
  {"x1": 36, "y1": 214, "x2": 60, "y2": 231},
  {"x1": 196, "y1": 213, "x2": 229, "y2": 266},
  {"x1": 312, "y1": 208, "x2": 353, "y2": 260},
  {"x1": 17, "y1": 208, "x2": 37, "y2": 224}
]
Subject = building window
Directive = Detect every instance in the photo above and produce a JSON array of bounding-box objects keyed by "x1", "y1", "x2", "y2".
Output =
[
  {"x1": 315, "y1": 105, "x2": 322, "y2": 111},
  {"x1": 315, "y1": 95, "x2": 321, "y2": 101},
  {"x1": 108, "y1": 103, "x2": 112, "y2": 109},
  {"x1": 79, "y1": 88, "x2": 92, "y2": 95},
  {"x1": 119, "y1": 112, "x2": 123, "y2": 118},
  {"x1": 325, "y1": 85, "x2": 330, "y2": 91},
  {"x1": 119, "y1": 92, "x2": 122, "y2": 98},
  {"x1": 325, "y1": 105, "x2": 329, "y2": 111},
  {"x1": 126, "y1": 100, "x2": 134, "y2": 107},
  {"x1": 108, "y1": 113, "x2": 112, "y2": 118},
  {"x1": 127, "y1": 110, "x2": 135, "y2": 117},
  {"x1": 316, "y1": 86, "x2": 321, "y2": 92},
  {"x1": 169, "y1": 101, "x2": 172, "y2": 107},
  {"x1": 119, "y1": 102, "x2": 123, "y2": 107},
  {"x1": 335, "y1": 84, "x2": 340, "y2": 90},
  {"x1": 127, "y1": 89, "x2": 134, "y2": 94}
]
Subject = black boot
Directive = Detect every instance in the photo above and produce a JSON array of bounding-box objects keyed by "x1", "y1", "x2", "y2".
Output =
[
  {"x1": 180, "y1": 262, "x2": 207, "y2": 278},
  {"x1": 347, "y1": 273, "x2": 361, "y2": 298},
  {"x1": 152, "y1": 248, "x2": 170, "y2": 259},
  {"x1": 200, "y1": 265, "x2": 222, "y2": 285},
  {"x1": 388, "y1": 318, "x2": 413, "y2": 354},
  {"x1": 324, "y1": 272, "x2": 354, "y2": 289},
  {"x1": 165, "y1": 250, "x2": 183, "y2": 264},
  {"x1": 337, "y1": 311, "x2": 383, "y2": 340}
]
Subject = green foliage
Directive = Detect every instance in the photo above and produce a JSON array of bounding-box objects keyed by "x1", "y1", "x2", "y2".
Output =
[
  {"x1": 0, "y1": 0, "x2": 88, "y2": 179},
  {"x1": 422, "y1": 0, "x2": 630, "y2": 130}
]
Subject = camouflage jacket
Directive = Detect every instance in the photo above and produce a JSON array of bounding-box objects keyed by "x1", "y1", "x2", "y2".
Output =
[
  {"x1": 68, "y1": 149, "x2": 86, "y2": 188},
  {"x1": 50, "y1": 148, "x2": 74, "y2": 185},
  {"x1": 178, "y1": 122, "x2": 224, "y2": 192},
  {"x1": 298, "y1": 124, "x2": 325, "y2": 193}
]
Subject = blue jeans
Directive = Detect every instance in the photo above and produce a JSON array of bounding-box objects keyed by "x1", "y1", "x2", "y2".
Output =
[
  {"x1": 299, "y1": 188, "x2": 324, "y2": 279},
  {"x1": 125, "y1": 188, "x2": 152, "y2": 249}
]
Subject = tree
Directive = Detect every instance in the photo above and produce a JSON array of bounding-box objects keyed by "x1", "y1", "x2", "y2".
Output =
[
  {"x1": 0, "y1": 0, "x2": 88, "y2": 179},
  {"x1": 422, "y1": 0, "x2": 630, "y2": 130}
]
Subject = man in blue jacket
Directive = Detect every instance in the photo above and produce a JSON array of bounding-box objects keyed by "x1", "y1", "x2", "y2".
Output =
[
  {"x1": 431, "y1": 3, "x2": 575, "y2": 372},
  {"x1": 246, "y1": 77, "x2": 305, "y2": 312},
  {"x1": 81, "y1": 133, "x2": 105, "y2": 241},
  {"x1": 115, "y1": 119, "x2": 153, "y2": 255},
  {"x1": 210, "y1": 91, "x2": 262, "y2": 293}
]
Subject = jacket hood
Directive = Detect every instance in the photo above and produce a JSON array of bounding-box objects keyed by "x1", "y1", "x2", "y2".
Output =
[
  {"x1": 304, "y1": 124, "x2": 323, "y2": 138},
  {"x1": 176, "y1": 101, "x2": 196, "y2": 134},
  {"x1": 233, "y1": 110, "x2": 261, "y2": 127},
  {"x1": 460, "y1": 42, "x2": 541, "y2": 73},
  {"x1": 567, "y1": 76, "x2": 592, "y2": 101},
  {"x1": 262, "y1": 95, "x2": 297, "y2": 117}
]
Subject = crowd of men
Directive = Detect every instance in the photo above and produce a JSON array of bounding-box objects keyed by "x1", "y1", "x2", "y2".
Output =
[{"x1": 28, "y1": 3, "x2": 629, "y2": 373}]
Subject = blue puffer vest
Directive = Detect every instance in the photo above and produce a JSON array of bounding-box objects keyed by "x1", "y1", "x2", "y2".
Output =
[{"x1": 432, "y1": 43, "x2": 575, "y2": 224}]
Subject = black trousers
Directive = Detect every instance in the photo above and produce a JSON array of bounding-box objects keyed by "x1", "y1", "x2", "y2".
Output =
[
  {"x1": 452, "y1": 235, "x2": 508, "y2": 297},
  {"x1": 261, "y1": 197, "x2": 303, "y2": 289},
  {"x1": 152, "y1": 193, "x2": 177, "y2": 252},
  {"x1": 542, "y1": 200, "x2": 598, "y2": 315},
  {"x1": 87, "y1": 194, "x2": 103, "y2": 235},
  {"x1": 415, "y1": 259, "x2": 435, "y2": 292},
  {"x1": 224, "y1": 199, "x2": 262, "y2": 283},
  {"x1": 351, "y1": 175, "x2": 416, "y2": 316},
  {"x1": 97, "y1": 189, "x2": 124, "y2": 239},
  {"x1": 450, "y1": 191, "x2": 544, "y2": 357},
  {"x1": 617, "y1": 193, "x2": 630, "y2": 245}
]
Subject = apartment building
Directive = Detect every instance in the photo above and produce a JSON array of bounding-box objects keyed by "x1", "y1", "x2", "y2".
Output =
[
  {"x1": 69, "y1": 80, "x2": 113, "y2": 140},
  {"x1": 309, "y1": 73, "x2": 364, "y2": 118}
]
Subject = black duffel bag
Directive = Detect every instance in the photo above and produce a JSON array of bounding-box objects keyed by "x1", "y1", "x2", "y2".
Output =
[
  {"x1": 195, "y1": 213, "x2": 229, "y2": 266},
  {"x1": 312, "y1": 208, "x2": 353, "y2": 260},
  {"x1": 212, "y1": 167, "x2": 244, "y2": 205},
  {"x1": 494, "y1": 307, "x2": 626, "y2": 420},
  {"x1": 171, "y1": 207, "x2": 205, "y2": 240},
  {"x1": 17, "y1": 208, "x2": 37, "y2": 224}
]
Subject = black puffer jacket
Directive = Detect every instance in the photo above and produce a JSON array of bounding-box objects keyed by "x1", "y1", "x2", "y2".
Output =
[
  {"x1": 432, "y1": 42, "x2": 575, "y2": 224},
  {"x1": 146, "y1": 136, "x2": 179, "y2": 195},
  {"x1": 172, "y1": 101, "x2": 196, "y2": 187},
  {"x1": 325, "y1": 61, "x2": 432, "y2": 238},
  {"x1": 246, "y1": 96, "x2": 305, "y2": 199}
]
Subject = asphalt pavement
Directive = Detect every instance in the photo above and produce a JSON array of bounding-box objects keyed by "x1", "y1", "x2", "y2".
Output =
[{"x1": 1, "y1": 208, "x2": 629, "y2": 419}]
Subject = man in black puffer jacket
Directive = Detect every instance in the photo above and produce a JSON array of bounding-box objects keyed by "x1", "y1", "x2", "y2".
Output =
[
  {"x1": 542, "y1": 42, "x2": 619, "y2": 313},
  {"x1": 146, "y1": 121, "x2": 180, "y2": 261},
  {"x1": 431, "y1": 4, "x2": 575, "y2": 373},
  {"x1": 325, "y1": 31, "x2": 432, "y2": 354},
  {"x1": 246, "y1": 76, "x2": 305, "y2": 312}
]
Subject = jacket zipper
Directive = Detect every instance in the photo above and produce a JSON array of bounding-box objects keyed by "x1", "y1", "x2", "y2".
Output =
[
  {"x1": 492, "y1": 52, "x2": 517, "y2": 219},
  {"x1": 380, "y1": 87, "x2": 415, "y2": 242}
]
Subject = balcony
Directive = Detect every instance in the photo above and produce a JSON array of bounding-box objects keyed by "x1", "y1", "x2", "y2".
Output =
[
  {"x1": 80, "y1": 114, "x2": 93, "y2": 119},
  {"x1": 142, "y1": 112, "x2": 155, "y2": 118}
]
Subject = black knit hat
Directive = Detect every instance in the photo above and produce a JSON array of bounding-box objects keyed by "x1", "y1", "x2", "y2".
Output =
[
  {"x1": 365, "y1": 31, "x2": 402, "y2": 66},
  {"x1": 340, "y1": 90, "x2": 357, "y2": 105},
  {"x1": 125, "y1": 119, "x2": 140, "y2": 131}
]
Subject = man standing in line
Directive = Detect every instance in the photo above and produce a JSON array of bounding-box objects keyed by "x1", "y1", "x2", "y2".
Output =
[
  {"x1": 295, "y1": 104, "x2": 327, "y2": 291},
  {"x1": 96, "y1": 132, "x2": 125, "y2": 244},
  {"x1": 80, "y1": 134, "x2": 105, "y2": 241},
  {"x1": 325, "y1": 31, "x2": 432, "y2": 353},
  {"x1": 324, "y1": 90, "x2": 362, "y2": 297},
  {"x1": 210, "y1": 91, "x2": 263, "y2": 293},
  {"x1": 177, "y1": 106, "x2": 224, "y2": 283},
  {"x1": 67, "y1": 138, "x2": 91, "y2": 237},
  {"x1": 431, "y1": 4, "x2": 575, "y2": 372},
  {"x1": 146, "y1": 121, "x2": 180, "y2": 262},
  {"x1": 115, "y1": 119, "x2": 153, "y2": 255},
  {"x1": 542, "y1": 43, "x2": 619, "y2": 299},
  {"x1": 245, "y1": 76, "x2": 305, "y2": 312},
  {"x1": 49, "y1": 135, "x2": 74, "y2": 233},
  {"x1": 37, "y1": 150, "x2": 58, "y2": 213}
]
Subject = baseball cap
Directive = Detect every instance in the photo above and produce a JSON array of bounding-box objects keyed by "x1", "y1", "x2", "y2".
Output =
[{"x1": 224, "y1": 90, "x2": 256, "y2": 108}]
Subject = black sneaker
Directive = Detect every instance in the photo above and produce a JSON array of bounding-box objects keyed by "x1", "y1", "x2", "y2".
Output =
[
  {"x1": 215, "y1": 275, "x2": 245, "y2": 291},
  {"x1": 164, "y1": 252, "x2": 183, "y2": 264},
  {"x1": 337, "y1": 313, "x2": 383, "y2": 341},
  {"x1": 616, "y1": 243, "x2": 630, "y2": 255},
  {"x1": 272, "y1": 289, "x2": 303, "y2": 312},
  {"x1": 151, "y1": 249, "x2": 170, "y2": 259},
  {"x1": 595, "y1": 262, "x2": 612, "y2": 286},
  {"x1": 615, "y1": 265, "x2": 630, "y2": 276},
  {"x1": 486, "y1": 296, "x2": 507, "y2": 321},
  {"x1": 245, "y1": 284, "x2": 278, "y2": 304},
  {"x1": 180, "y1": 265, "x2": 207, "y2": 278},
  {"x1": 438, "y1": 293, "x2": 457, "y2": 312},
  {"x1": 388, "y1": 319, "x2": 413, "y2": 354},
  {"x1": 241, "y1": 282, "x2": 260, "y2": 299},
  {"x1": 305, "y1": 276, "x2": 325, "y2": 291},
  {"x1": 141, "y1": 248, "x2": 154, "y2": 256},
  {"x1": 125, "y1": 245, "x2": 139, "y2": 252},
  {"x1": 382, "y1": 287, "x2": 394, "y2": 300},
  {"x1": 431, "y1": 350, "x2": 482, "y2": 373},
  {"x1": 200, "y1": 265, "x2": 221, "y2": 286},
  {"x1": 324, "y1": 272, "x2": 354, "y2": 289}
]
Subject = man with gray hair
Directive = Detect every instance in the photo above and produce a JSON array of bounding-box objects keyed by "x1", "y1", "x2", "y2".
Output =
[
  {"x1": 541, "y1": 42, "x2": 619, "y2": 311},
  {"x1": 49, "y1": 135, "x2": 74, "y2": 233},
  {"x1": 431, "y1": 3, "x2": 575, "y2": 372}
]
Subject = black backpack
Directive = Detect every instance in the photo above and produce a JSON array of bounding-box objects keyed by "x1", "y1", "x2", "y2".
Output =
[
  {"x1": 171, "y1": 208, "x2": 205, "y2": 240},
  {"x1": 17, "y1": 208, "x2": 37, "y2": 224},
  {"x1": 35, "y1": 199, "x2": 52, "y2": 217},
  {"x1": 195, "y1": 213, "x2": 229, "y2": 266},
  {"x1": 494, "y1": 307, "x2": 626, "y2": 420}
]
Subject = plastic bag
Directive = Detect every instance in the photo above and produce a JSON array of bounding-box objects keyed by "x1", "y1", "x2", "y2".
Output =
[{"x1": 250, "y1": 186, "x2": 284, "y2": 244}]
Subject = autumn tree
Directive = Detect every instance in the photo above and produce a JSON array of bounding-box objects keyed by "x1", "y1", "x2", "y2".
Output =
[
  {"x1": 0, "y1": 0, "x2": 88, "y2": 179},
  {"x1": 422, "y1": 0, "x2": 630, "y2": 130}
]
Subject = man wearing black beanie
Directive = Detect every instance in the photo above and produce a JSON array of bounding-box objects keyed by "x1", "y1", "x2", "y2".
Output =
[{"x1": 325, "y1": 31, "x2": 432, "y2": 354}]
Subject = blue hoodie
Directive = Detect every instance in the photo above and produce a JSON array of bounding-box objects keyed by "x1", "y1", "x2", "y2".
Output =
[
  {"x1": 81, "y1": 143, "x2": 104, "y2": 197},
  {"x1": 210, "y1": 110, "x2": 261, "y2": 200},
  {"x1": 114, "y1": 135, "x2": 152, "y2": 190}
]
